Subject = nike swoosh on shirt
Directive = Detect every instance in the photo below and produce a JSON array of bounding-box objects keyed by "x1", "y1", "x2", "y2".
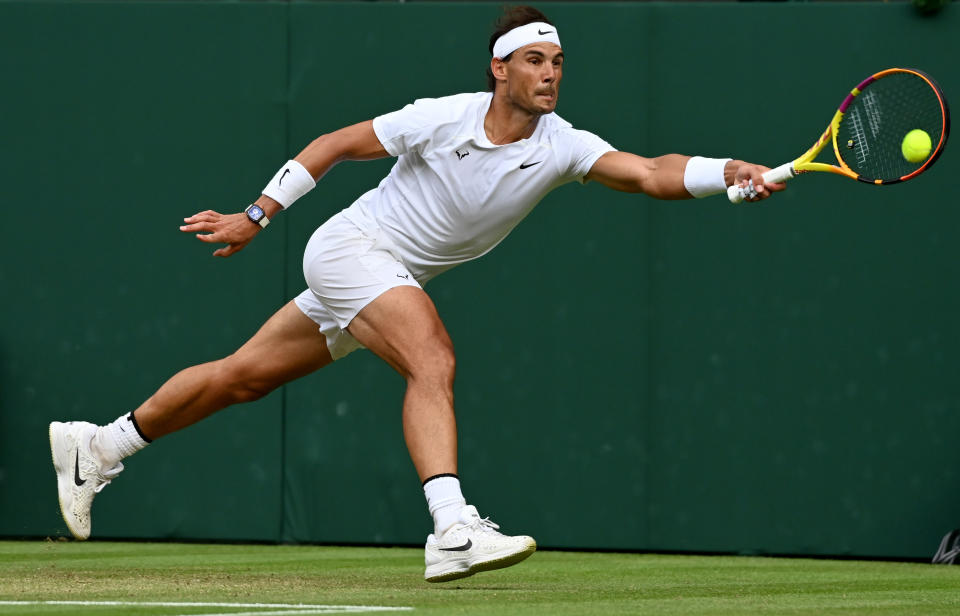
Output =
[
  {"x1": 519, "y1": 161, "x2": 542, "y2": 169},
  {"x1": 439, "y1": 539, "x2": 473, "y2": 552}
]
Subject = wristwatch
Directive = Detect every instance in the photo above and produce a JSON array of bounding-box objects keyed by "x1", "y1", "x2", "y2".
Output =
[{"x1": 244, "y1": 203, "x2": 270, "y2": 229}]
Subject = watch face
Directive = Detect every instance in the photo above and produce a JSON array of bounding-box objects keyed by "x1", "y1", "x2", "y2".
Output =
[{"x1": 247, "y1": 205, "x2": 264, "y2": 221}]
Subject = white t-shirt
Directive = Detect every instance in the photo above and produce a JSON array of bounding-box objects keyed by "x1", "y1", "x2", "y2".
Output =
[{"x1": 341, "y1": 91, "x2": 615, "y2": 283}]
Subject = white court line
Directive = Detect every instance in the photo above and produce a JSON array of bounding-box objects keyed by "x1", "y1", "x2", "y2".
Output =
[
  {"x1": 168, "y1": 611, "x2": 392, "y2": 616},
  {"x1": 0, "y1": 601, "x2": 413, "y2": 615}
]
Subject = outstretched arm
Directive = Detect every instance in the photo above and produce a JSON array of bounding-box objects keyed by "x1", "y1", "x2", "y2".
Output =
[
  {"x1": 180, "y1": 120, "x2": 388, "y2": 257},
  {"x1": 584, "y1": 151, "x2": 786, "y2": 201}
]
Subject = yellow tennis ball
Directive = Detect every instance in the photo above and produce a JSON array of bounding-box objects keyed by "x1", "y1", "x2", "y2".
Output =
[{"x1": 902, "y1": 129, "x2": 932, "y2": 163}]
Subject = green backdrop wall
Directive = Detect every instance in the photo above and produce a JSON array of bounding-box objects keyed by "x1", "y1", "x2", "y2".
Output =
[{"x1": 1, "y1": 1, "x2": 957, "y2": 559}]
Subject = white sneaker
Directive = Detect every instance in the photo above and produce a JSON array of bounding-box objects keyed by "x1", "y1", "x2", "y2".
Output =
[
  {"x1": 49, "y1": 421, "x2": 123, "y2": 540},
  {"x1": 424, "y1": 505, "x2": 536, "y2": 583}
]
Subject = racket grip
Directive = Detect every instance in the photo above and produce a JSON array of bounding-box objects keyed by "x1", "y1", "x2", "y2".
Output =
[{"x1": 726, "y1": 162, "x2": 795, "y2": 203}]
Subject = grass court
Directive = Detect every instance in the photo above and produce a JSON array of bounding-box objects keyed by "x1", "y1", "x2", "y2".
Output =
[{"x1": 1, "y1": 540, "x2": 959, "y2": 615}]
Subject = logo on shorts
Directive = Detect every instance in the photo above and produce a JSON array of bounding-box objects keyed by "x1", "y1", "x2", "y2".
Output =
[
  {"x1": 396, "y1": 273, "x2": 409, "y2": 280},
  {"x1": 519, "y1": 161, "x2": 542, "y2": 169},
  {"x1": 455, "y1": 149, "x2": 470, "y2": 160}
]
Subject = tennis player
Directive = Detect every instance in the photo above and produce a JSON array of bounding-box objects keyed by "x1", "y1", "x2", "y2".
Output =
[{"x1": 49, "y1": 5, "x2": 784, "y2": 582}]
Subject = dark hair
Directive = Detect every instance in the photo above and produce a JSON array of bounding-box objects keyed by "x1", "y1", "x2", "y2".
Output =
[{"x1": 486, "y1": 5, "x2": 555, "y2": 91}]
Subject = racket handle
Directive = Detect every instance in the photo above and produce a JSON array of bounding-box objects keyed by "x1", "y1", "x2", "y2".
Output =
[{"x1": 726, "y1": 162, "x2": 795, "y2": 203}]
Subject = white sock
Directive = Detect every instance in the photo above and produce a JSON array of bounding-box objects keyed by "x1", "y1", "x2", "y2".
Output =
[
  {"x1": 90, "y1": 412, "x2": 151, "y2": 468},
  {"x1": 423, "y1": 474, "x2": 467, "y2": 536}
]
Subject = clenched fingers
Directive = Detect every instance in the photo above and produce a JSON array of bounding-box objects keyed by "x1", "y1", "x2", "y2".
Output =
[{"x1": 735, "y1": 165, "x2": 787, "y2": 202}]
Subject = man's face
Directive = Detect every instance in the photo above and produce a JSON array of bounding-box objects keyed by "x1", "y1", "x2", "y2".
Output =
[{"x1": 501, "y1": 43, "x2": 564, "y2": 115}]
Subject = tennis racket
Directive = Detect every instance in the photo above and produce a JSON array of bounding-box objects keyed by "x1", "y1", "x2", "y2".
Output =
[{"x1": 729, "y1": 67, "x2": 950, "y2": 203}]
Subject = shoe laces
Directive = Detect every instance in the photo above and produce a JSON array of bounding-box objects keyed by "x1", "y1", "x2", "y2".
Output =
[
  {"x1": 466, "y1": 514, "x2": 501, "y2": 534},
  {"x1": 93, "y1": 463, "x2": 124, "y2": 494}
]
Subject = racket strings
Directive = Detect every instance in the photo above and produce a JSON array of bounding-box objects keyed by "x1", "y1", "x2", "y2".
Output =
[{"x1": 836, "y1": 72, "x2": 945, "y2": 182}]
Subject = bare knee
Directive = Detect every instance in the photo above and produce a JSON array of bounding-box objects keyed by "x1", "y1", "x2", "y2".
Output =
[
  {"x1": 406, "y1": 339, "x2": 456, "y2": 388},
  {"x1": 215, "y1": 355, "x2": 278, "y2": 404}
]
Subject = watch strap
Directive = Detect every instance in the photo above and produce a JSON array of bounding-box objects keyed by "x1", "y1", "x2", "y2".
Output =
[{"x1": 244, "y1": 203, "x2": 270, "y2": 229}]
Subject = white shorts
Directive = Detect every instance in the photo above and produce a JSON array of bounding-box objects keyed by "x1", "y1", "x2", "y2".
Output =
[{"x1": 294, "y1": 212, "x2": 421, "y2": 360}]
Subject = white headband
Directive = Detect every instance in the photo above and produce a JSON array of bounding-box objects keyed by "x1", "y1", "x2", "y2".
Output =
[{"x1": 492, "y1": 22, "x2": 561, "y2": 59}]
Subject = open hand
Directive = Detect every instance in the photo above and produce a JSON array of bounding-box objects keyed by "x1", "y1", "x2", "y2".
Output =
[{"x1": 180, "y1": 210, "x2": 259, "y2": 257}]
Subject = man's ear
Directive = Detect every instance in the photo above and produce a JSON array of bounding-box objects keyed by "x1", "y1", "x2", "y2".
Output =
[{"x1": 490, "y1": 57, "x2": 508, "y2": 83}]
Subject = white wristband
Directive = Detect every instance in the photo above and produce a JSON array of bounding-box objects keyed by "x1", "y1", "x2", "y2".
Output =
[
  {"x1": 683, "y1": 156, "x2": 731, "y2": 198},
  {"x1": 262, "y1": 159, "x2": 316, "y2": 209}
]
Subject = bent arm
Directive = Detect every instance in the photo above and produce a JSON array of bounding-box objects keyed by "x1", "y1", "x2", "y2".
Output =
[
  {"x1": 585, "y1": 151, "x2": 781, "y2": 201},
  {"x1": 182, "y1": 120, "x2": 389, "y2": 257},
  {"x1": 294, "y1": 120, "x2": 390, "y2": 183},
  {"x1": 258, "y1": 120, "x2": 389, "y2": 216}
]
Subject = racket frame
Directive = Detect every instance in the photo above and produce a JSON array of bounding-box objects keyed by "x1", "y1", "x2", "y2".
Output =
[
  {"x1": 791, "y1": 68, "x2": 950, "y2": 185},
  {"x1": 728, "y1": 67, "x2": 950, "y2": 203}
]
